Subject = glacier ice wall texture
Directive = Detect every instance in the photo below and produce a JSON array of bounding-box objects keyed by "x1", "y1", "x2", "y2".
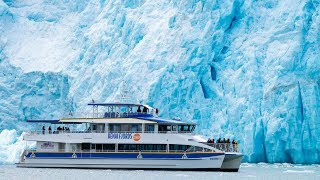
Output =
[{"x1": 0, "y1": 0, "x2": 319, "y2": 164}]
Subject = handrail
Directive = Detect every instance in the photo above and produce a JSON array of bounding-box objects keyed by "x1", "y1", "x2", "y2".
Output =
[
  {"x1": 25, "y1": 130, "x2": 194, "y2": 135},
  {"x1": 62, "y1": 112, "x2": 154, "y2": 119},
  {"x1": 25, "y1": 149, "x2": 205, "y2": 153}
]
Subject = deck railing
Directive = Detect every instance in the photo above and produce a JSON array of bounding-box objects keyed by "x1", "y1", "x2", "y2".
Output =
[
  {"x1": 26, "y1": 130, "x2": 194, "y2": 136},
  {"x1": 63, "y1": 112, "x2": 154, "y2": 119},
  {"x1": 204, "y1": 143, "x2": 239, "y2": 153}
]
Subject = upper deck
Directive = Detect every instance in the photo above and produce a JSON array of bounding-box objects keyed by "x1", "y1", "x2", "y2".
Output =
[{"x1": 26, "y1": 102, "x2": 197, "y2": 136}]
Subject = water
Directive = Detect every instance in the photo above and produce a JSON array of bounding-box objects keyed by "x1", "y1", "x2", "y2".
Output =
[{"x1": 1, "y1": 163, "x2": 319, "y2": 180}]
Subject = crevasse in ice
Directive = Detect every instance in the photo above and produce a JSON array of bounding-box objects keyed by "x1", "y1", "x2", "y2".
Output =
[{"x1": 0, "y1": 0, "x2": 319, "y2": 164}]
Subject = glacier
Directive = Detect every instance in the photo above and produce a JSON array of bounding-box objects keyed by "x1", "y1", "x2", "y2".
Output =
[{"x1": 0, "y1": 0, "x2": 319, "y2": 164}]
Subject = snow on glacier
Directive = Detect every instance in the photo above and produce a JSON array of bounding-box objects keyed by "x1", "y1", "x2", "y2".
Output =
[{"x1": 0, "y1": 0, "x2": 320, "y2": 164}]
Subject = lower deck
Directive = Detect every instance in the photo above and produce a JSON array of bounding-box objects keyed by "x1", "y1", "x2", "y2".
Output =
[
  {"x1": 17, "y1": 153, "x2": 242, "y2": 172},
  {"x1": 25, "y1": 151, "x2": 224, "y2": 159}
]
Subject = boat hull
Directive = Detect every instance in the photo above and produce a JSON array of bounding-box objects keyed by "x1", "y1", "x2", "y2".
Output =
[
  {"x1": 220, "y1": 153, "x2": 243, "y2": 172},
  {"x1": 17, "y1": 157, "x2": 224, "y2": 171}
]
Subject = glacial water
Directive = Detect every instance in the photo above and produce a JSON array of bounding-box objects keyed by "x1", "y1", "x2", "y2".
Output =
[{"x1": 1, "y1": 163, "x2": 320, "y2": 180}]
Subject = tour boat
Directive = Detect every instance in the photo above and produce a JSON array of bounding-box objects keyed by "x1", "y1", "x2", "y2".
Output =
[{"x1": 16, "y1": 102, "x2": 243, "y2": 171}]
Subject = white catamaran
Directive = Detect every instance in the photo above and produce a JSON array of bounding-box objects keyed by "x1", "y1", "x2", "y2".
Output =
[{"x1": 17, "y1": 102, "x2": 243, "y2": 171}]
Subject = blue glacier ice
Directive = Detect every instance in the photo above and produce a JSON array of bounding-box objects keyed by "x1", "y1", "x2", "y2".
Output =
[{"x1": 0, "y1": 0, "x2": 319, "y2": 164}]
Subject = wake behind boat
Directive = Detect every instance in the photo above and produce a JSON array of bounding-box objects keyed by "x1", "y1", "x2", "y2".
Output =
[{"x1": 16, "y1": 102, "x2": 243, "y2": 171}]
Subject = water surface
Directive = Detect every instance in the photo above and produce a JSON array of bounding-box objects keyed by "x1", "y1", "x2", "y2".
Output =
[{"x1": 1, "y1": 163, "x2": 319, "y2": 180}]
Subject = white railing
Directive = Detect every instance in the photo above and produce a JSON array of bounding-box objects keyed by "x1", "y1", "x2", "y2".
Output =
[
  {"x1": 62, "y1": 112, "x2": 153, "y2": 119},
  {"x1": 25, "y1": 130, "x2": 194, "y2": 136}
]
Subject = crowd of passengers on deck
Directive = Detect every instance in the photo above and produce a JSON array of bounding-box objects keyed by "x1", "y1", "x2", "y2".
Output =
[
  {"x1": 42, "y1": 126, "x2": 70, "y2": 134},
  {"x1": 206, "y1": 138, "x2": 239, "y2": 152},
  {"x1": 67, "y1": 105, "x2": 158, "y2": 118},
  {"x1": 104, "y1": 106, "x2": 158, "y2": 117}
]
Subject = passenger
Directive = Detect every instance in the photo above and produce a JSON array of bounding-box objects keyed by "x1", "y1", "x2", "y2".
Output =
[
  {"x1": 217, "y1": 138, "x2": 221, "y2": 143},
  {"x1": 48, "y1": 126, "x2": 52, "y2": 134},
  {"x1": 42, "y1": 126, "x2": 45, "y2": 134},
  {"x1": 234, "y1": 140, "x2": 239, "y2": 152},
  {"x1": 232, "y1": 140, "x2": 236, "y2": 152},
  {"x1": 155, "y1": 108, "x2": 159, "y2": 117},
  {"x1": 212, "y1": 139, "x2": 215, "y2": 143},
  {"x1": 207, "y1": 138, "x2": 211, "y2": 143},
  {"x1": 142, "y1": 106, "x2": 148, "y2": 113},
  {"x1": 226, "y1": 138, "x2": 231, "y2": 151},
  {"x1": 223, "y1": 138, "x2": 226, "y2": 143},
  {"x1": 137, "y1": 106, "x2": 142, "y2": 113}
]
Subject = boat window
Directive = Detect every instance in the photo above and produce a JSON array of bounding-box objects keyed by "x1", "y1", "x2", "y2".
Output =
[
  {"x1": 172, "y1": 125, "x2": 177, "y2": 131},
  {"x1": 132, "y1": 124, "x2": 138, "y2": 131},
  {"x1": 118, "y1": 144, "x2": 166, "y2": 151},
  {"x1": 158, "y1": 125, "x2": 166, "y2": 132},
  {"x1": 58, "y1": 143, "x2": 66, "y2": 151},
  {"x1": 183, "y1": 125, "x2": 189, "y2": 131},
  {"x1": 167, "y1": 125, "x2": 171, "y2": 131},
  {"x1": 91, "y1": 144, "x2": 96, "y2": 149},
  {"x1": 145, "y1": 124, "x2": 154, "y2": 132},
  {"x1": 81, "y1": 143, "x2": 91, "y2": 151},
  {"x1": 96, "y1": 144, "x2": 102, "y2": 151},
  {"x1": 96, "y1": 124, "x2": 105, "y2": 131},
  {"x1": 169, "y1": 144, "x2": 190, "y2": 151},
  {"x1": 185, "y1": 146, "x2": 212, "y2": 152},
  {"x1": 103, "y1": 144, "x2": 115, "y2": 151},
  {"x1": 109, "y1": 124, "x2": 142, "y2": 132},
  {"x1": 131, "y1": 124, "x2": 142, "y2": 132},
  {"x1": 120, "y1": 124, "x2": 130, "y2": 131},
  {"x1": 88, "y1": 144, "x2": 116, "y2": 152},
  {"x1": 109, "y1": 124, "x2": 121, "y2": 131}
]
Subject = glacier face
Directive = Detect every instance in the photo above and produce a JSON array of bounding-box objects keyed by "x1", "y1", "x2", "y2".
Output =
[{"x1": 0, "y1": 0, "x2": 319, "y2": 164}]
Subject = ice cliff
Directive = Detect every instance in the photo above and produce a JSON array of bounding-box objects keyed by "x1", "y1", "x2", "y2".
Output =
[{"x1": 0, "y1": 0, "x2": 319, "y2": 164}]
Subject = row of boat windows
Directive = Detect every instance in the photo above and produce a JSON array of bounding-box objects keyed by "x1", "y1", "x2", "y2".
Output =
[
  {"x1": 81, "y1": 144, "x2": 194, "y2": 151},
  {"x1": 158, "y1": 125, "x2": 195, "y2": 132},
  {"x1": 91, "y1": 124, "x2": 195, "y2": 132}
]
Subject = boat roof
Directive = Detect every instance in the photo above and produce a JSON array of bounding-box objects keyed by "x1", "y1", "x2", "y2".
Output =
[
  {"x1": 59, "y1": 118, "x2": 156, "y2": 124},
  {"x1": 87, "y1": 103, "x2": 154, "y2": 109},
  {"x1": 26, "y1": 119, "x2": 80, "y2": 124}
]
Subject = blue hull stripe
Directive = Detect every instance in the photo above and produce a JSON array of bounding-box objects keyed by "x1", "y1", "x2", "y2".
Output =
[{"x1": 26, "y1": 152, "x2": 223, "y2": 159}]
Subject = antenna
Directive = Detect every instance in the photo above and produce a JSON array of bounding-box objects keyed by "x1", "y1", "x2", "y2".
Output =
[{"x1": 119, "y1": 81, "x2": 130, "y2": 103}]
